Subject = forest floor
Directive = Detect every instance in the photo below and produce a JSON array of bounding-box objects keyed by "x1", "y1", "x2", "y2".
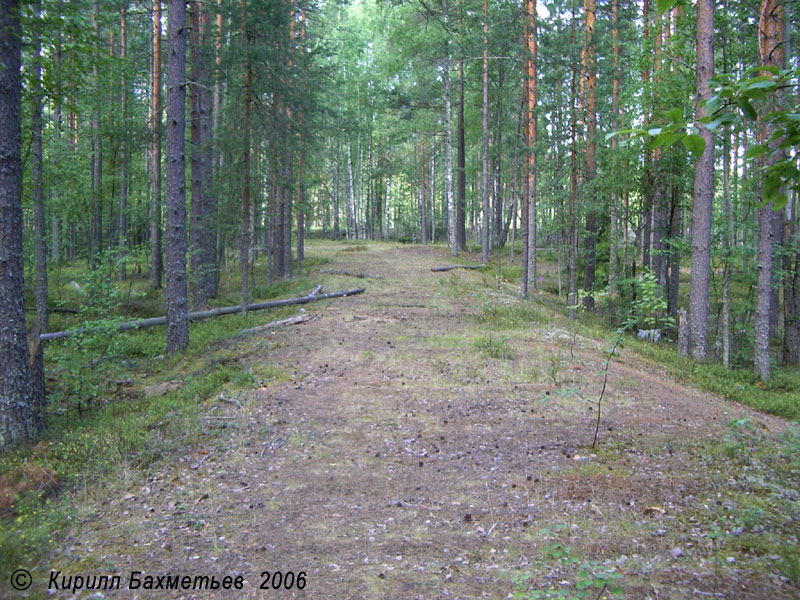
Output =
[{"x1": 16, "y1": 241, "x2": 800, "y2": 599}]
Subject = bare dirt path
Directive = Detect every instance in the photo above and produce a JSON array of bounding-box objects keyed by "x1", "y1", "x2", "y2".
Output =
[{"x1": 46, "y1": 242, "x2": 797, "y2": 599}]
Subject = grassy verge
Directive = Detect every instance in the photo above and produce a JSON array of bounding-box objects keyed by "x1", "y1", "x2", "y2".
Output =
[
  {"x1": 483, "y1": 251, "x2": 800, "y2": 423},
  {"x1": 1, "y1": 256, "x2": 328, "y2": 577}
]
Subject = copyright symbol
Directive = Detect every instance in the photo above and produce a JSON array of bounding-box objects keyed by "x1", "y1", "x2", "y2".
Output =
[{"x1": 10, "y1": 569, "x2": 32, "y2": 591}]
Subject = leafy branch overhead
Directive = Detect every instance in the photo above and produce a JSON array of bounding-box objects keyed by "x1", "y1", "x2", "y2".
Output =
[{"x1": 608, "y1": 65, "x2": 800, "y2": 210}]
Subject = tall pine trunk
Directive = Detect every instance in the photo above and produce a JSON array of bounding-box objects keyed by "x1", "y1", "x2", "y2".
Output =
[
  {"x1": 754, "y1": 0, "x2": 782, "y2": 379},
  {"x1": 523, "y1": 0, "x2": 537, "y2": 296},
  {"x1": 1, "y1": 0, "x2": 37, "y2": 450},
  {"x1": 481, "y1": 0, "x2": 490, "y2": 263},
  {"x1": 165, "y1": 0, "x2": 190, "y2": 353},
  {"x1": 686, "y1": 0, "x2": 714, "y2": 361}
]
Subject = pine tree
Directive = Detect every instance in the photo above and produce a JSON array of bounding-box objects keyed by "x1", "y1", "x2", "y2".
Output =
[{"x1": 0, "y1": 0, "x2": 36, "y2": 450}]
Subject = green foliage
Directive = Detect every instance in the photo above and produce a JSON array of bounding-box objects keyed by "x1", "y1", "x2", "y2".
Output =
[
  {"x1": 611, "y1": 65, "x2": 800, "y2": 210},
  {"x1": 48, "y1": 255, "x2": 133, "y2": 413},
  {"x1": 629, "y1": 341, "x2": 800, "y2": 420},
  {"x1": 473, "y1": 335, "x2": 515, "y2": 360},
  {"x1": 512, "y1": 541, "x2": 623, "y2": 599},
  {"x1": 631, "y1": 270, "x2": 674, "y2": 331}
]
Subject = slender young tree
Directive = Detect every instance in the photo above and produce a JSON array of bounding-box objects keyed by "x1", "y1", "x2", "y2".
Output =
[
  {"x1": 523, "y1": 0, "x2": 538, "y2": 297},
  {"x1": 151, "y1": 0, "x2": 164, "y2": 289},
  {"x1": 241, "y1": 2, "x2": 253, "y2": 309},
  {"x1": 383, "y1": 144, "x2": 391, "y2": 241},
  {"x1": 165, "y1": 0, "x2": 190, "y2": 353},
  {"x1": 91, "y1": 1, "x2": 103, "y2": 269},
  {"x1": 31, "y1": 0, "x2": 47, "y2": 333},
  {"x1": 0, "y1": 0, "x2": 36, "y2": 450},
  {"x1": 568, "y1": 0, "x2": 579, "y2": 320},
  {"x1": 456, "y1": 38, "x2": 466, "y2": 251},
  {"x1": 118, "y1": 3, "x2": 129, "y2": 281},
  {"x1": 481, "y1": 0, "x2": 490, "y2": 263},
  {"x1": 581, "y1": 0, "x2": 598, "y2": 309},
  {"x1": 30, "y1": 0, "x2": 48, "y2": 422},
  {"x1": 444, "y1": 41, "x2": 457, "y2": 257},
  {"x1": 608, "y1": 0, "x2": 620, "y2": 294}
]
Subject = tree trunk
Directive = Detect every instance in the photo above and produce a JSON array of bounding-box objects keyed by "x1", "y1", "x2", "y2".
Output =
[
  {"x1": 481, "y1": 0, "x2": 490, "y2": 263},
  {"x1": 150, "y1": 0, "x2": 164, "y2": 289},
  {"x1": 213, "y1": 0, "x2": 224, "y2": 178},
  {"x1": 783, "y1": 193, "x2": 799, "y2": 364},
  {"x1": 118, "y1": 4, "x2": 129, "y2": 281},
  {"x1": 91, "y1": 2, "x2": 103, "y2": 271},
  {"x1": 0, "y1": 0, "x2": 37, "y2": 451},
  {"x1": 420, "y1": 138, "x2": 428, "y2": 243},
  {"x1": 722, "y1": 125, "x2": 733, "y2": 367},
  {"x1": 608, "y1": 0, "x2": 620, "y2": 294},
  {"x1": 282, "y1": 154, "x2": 293, "y2": 278},
  {"x1": 443, "y1": 37, "x2": 457, "y2": 257},
  {"x1": 430, "y1": 152, "x2": 437, "y2": 242},
  {"x1": 667, "y1": 183, "x2": 681, "y2": 316},
  {"x1": 686, "y1": 0, "x2": 714, "y2": 362},
  {"x1": 347, "y1": 147, "x2": 356, "y2": 239},
  {"x1": 457, "y1": 54, "x2": 466, "y2": 251},
  {"x1": 165, "y1": 0, "x2": 190, "y2": 353},
  {"x1": 754, "y1": 0, "x2": 782, "y2": 380},
  {"x1": 383, "y1": 144, "x2": 391, "y2": 241},
  {"x1": 568, "y1": 0, "x2": 578, "y2": 320},
  {"x1": 334, "y1": 143, "x2": 341, "y2": 240},
  {"x1": 493, "y1": 65, "x2": 505, "y2": 249},
  {"x1": 242, "y1": 39, "x2": 253, "y2": 306},
  {"x1": 524, "y1": 0, "x2": 537, "y2": 295},
  {"x1": 30, "y1": 0, "x2": 48, "y2": 428},
  {"x1": 581, "y1": 0, "x2": 598, "y2": 309},
  {"x1": 190, "y1": 3, "x2": 216, "y2": 307},
  {"x1": 31, "y1": 0, "x2": 47, "y2": 336}
]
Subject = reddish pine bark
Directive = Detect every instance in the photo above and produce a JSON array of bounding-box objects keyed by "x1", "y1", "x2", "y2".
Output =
[{"x1": 687, "y1": 0, "x2": 715, "y2": 361}]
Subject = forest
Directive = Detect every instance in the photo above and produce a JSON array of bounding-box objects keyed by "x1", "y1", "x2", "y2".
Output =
[{"x1": 1, "y1": 0, "x2": 799, "y2": 598}]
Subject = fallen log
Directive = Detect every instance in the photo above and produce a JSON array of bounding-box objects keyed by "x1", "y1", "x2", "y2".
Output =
[
  {"x1": 431, "y1": 264, "x2": 485, "y2": 272},
  {"x1": 26, "y1": 306, "x2": 80, "y2": 314},
  {"x1": 321, "y1": 268, "x2": 382, "y2": 279},
  {"x1": 40, "y1": 286, "x2": 364, "y2": 342},
  {"x1": 238, "y1": 314, "x2": 312, "y2": 335}
]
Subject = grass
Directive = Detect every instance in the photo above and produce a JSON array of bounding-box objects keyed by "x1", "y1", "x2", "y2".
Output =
[
  {"x1": 1, "y1": 251, "x2": 335, "y2": 577},
  {"x1": 475, "y1": 303, "x2": 546, "y2": 329},
  {"x1": 5, "y1": 240, "x2": 800, "y2": 597},
  {"x1": 473, "y1": 335, "x2": 515, "y2": 360},
  {"x1": 627, "y1": 340, "x2": 800, "y2": 421}
]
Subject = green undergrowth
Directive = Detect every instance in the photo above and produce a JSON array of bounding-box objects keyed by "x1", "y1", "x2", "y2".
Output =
[
  {"x1": 628, "y1": 340, "x2": 800, "y2": 421},
  {"x1": 2, "y1": 256, "x2": 334, "y2": 580},
  {"x1": 699, "y1": 421, "x2": 800, "y2": 586},
  {"x1": 473, "y1": 335, "x2": 516, "y2": 360},
  {"x1": 531, "y1": 289, "x2": 800, "y2": 422},
  {"x1": 0, "y1": 362, "x2": 239, "y2": 577},
  {"x1": 475, "y1": 302, "x2": 547, "y2": 329}
]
